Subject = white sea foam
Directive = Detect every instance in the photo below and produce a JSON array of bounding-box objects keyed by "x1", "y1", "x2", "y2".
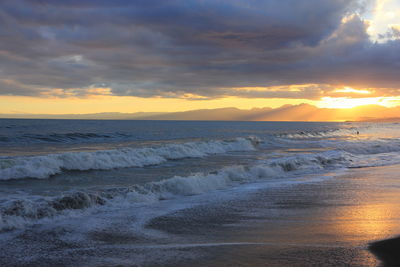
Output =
[
  {"x1": 3, "y1": 129, "x2": 400, "y2": 231},
  {"x1": 0, "y1": 150, "x2": 349, "y2": 231},
  {"x1": 108, "y1": 150, "x2": 350, "y2": 204},
  {"x1": 281, "y1": 124, "x2": 400, "y2": 143},
  {"x1": 332, "y1": 139, "x2": 400, "y2": 155},
  {"x1": 279, "y1": 128, "x2": 358, "y2": 139},
  {"x1": 0, "y1": 137, "x2": 257, "y2": 180},
  {"x1": 269, "y1": 133, "x2": 400, "y2": 156}
]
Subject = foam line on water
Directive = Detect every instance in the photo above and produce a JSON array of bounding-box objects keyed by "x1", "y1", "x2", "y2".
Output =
[
  {"x1": 0, "y1": 150, "x2": 350, "y2": 231},
  {"x1": 0, "y1": 137, "x2": 258, "y2": 180}
]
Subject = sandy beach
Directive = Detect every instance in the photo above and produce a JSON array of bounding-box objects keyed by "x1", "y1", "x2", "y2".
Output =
[
  {"x1": 2, "y1": 163, "x2": 400, "y2": 266},
  {"x1": 143, "y1": 164, "x2": 400, "y2": 266},
  {"x1": 144, "y1": 164, "x2": 400, "y2": 266},
  {"x1": 145, "y1": 166, "x2": 400, "y2": 266}
]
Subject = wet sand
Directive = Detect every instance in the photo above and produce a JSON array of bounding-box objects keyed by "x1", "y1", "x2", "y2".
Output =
[
  {"x1": 2, "y1": 165, "x2": 400, "y2": 266},
  {"x1": 146, "y1": 165, "x2": 400, "y2": 266}
]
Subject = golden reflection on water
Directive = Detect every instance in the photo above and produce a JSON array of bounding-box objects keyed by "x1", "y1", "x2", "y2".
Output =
[
  {"x1": 330, "y1": 203, "x2": 399, "y2": 266},
  {"x1": 362, "y1": 205, "x2": 396, "y2": 236},
  {"x1": 335, "y1": 204, "x2": 396, "y2": 241},
  {"x1": 329, "y1": 166, "x2": 400, "y2": 245},
  {"x1": 204, "y1": 166, "x2": 400, "y2": 266},
  {"x1": 331, "y1": 203, "x2": 400, "y2": 263}
]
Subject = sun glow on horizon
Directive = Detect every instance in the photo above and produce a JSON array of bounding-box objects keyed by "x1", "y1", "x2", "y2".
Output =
[
  {"x1": 0, "y1": 95, "x2": 313, "y2": 114},
  {"x1": 316, "y1": 96, "x2": 400, "y2": 109}
]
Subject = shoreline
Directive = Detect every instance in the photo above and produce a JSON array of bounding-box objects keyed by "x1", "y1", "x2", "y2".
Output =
[
  {"x1": 2, "y1": 163, "x2": 400, "y2": 265},
  {"x1": 148, "y1": 164, "x2": 400, "y2": 266}
]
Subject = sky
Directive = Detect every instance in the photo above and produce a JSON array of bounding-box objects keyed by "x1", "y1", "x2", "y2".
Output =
[{"x1": 0, "y1": 0, "x2": 399, "y2": 114}]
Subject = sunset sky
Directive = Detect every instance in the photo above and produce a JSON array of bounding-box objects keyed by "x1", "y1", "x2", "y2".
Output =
[{"x1": 0, "y1": 0, "x2": 400, "y2": 115}]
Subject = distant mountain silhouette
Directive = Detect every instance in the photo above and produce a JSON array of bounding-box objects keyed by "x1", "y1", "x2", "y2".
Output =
[
  {"x1": 140, "y1": 104, "x2": 400, "y2": 121},
  {"x1": 2, "y1": 104, "x2": 400, "y2": 121}
]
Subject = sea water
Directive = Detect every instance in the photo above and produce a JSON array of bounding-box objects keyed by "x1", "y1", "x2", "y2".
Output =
[{"x1": 1, "y1": 119, "x2": 399, "y2": 264}]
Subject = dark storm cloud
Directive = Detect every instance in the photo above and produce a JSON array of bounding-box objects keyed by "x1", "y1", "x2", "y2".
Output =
[{"x1": 0, "y1": 0, "x2": 398, "y2": 98}]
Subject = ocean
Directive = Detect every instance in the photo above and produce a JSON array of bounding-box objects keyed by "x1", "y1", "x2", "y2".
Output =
[{"x1": 1, "y1": 119, "x2": 400, "y2": 265}]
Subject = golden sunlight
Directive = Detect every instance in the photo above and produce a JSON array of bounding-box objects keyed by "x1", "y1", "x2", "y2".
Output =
[
  {"x1": 316, "y1": 96, "x2": 400, "y2": 109},
  {"x1": 333, "y1": 87, "x2": 372, "y2": 95},
  {"x1": 0, "y1": 95, "x2": 312, "y2": 114}
]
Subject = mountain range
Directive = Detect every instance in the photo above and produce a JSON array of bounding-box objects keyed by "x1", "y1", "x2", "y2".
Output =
[{"x1": 2, "y1": 104, "x2": 400, "y2": 122}]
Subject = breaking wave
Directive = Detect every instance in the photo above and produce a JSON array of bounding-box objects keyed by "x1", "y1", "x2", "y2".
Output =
[
  {"x1": 278, "y1": 123, "x2": 400, "y2": 140},
  {"x1": 329, "y1": 139, "x2": 400, "y2": 155},
  {"x1": 0, "y1": 137, "x2": 258, "y2": 180},
  {"x1": 276, "y1": 128, "x2": 358, "y2": 139},
  {"x1": 0, "y1": 150, "x2": 349, "y2": 231}
]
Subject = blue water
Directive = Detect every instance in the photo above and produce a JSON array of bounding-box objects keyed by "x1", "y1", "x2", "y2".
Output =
[{"x1": 0, "y1": 119, "x2": 354, "y2": 155}]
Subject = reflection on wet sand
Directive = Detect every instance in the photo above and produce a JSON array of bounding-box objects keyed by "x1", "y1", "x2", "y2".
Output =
[
  {"x1": 332, "y1": 165, "x2": 400, "y2": 243},
  {"x1": 183, "y1": 165, "x2": 400, "y2": 266},
  {"x1": 334, "y1": 204, "x2": 397, "y2": 242}
]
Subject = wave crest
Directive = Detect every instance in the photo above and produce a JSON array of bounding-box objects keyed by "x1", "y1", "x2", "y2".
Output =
[
  {"x1": 0, "y1": 149, "x2": 351, "y2": 231},
  {"x1": 0, "y1": 137, "x2": 257, "y2": 180}
]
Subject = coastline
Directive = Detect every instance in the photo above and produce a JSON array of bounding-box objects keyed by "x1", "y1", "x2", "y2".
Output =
[
  {"x1": 1, "y1": 157, "x2": 400, "y2": 265},
  {"x1": 145, "y1": 164, "x2": 400, "y2": 266}
]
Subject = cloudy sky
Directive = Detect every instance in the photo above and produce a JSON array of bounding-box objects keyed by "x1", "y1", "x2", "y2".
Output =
[{"x1": 0, "y1": 0, "x2": 399, "y2": 114}]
